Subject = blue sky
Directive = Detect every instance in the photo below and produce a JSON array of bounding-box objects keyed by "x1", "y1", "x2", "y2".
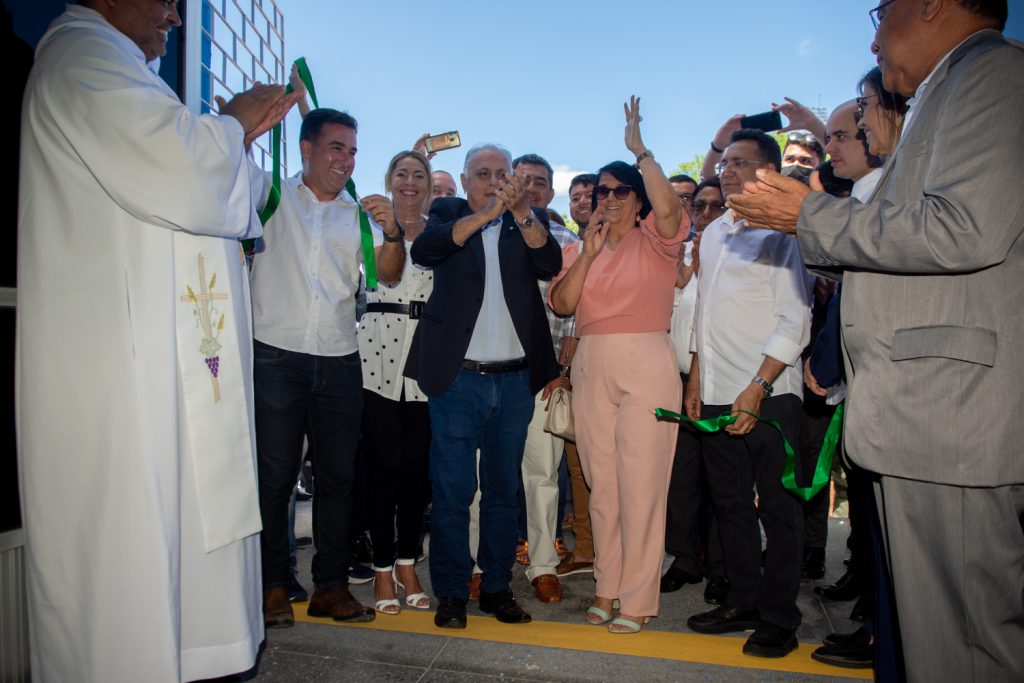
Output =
[{"x1": 280, "y1": 0, "x2": 1023, "y2": 215}]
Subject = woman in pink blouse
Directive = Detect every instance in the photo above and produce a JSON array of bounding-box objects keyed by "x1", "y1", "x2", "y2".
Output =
[{"x1": 550, "y1": 97, "x2": 686, "y2": 633}]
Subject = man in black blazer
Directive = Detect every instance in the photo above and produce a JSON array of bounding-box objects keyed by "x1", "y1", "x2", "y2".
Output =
[{"x1": 405, "y1": 143, "x2": 561, "y2": 629}]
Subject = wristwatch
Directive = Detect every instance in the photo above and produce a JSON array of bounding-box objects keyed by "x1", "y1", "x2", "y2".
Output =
[
  {"x1": 383, "y1": 222, "x2": 405, "y2": 243},
  {"x1": 752, "y1": 375, "x2": 774, "y2": 398},
  {"x1": 516, "y1": 213, "x2": 536, "y2": 230},
  {"x1": 635, "y1": 149, "x2": 655, "y2": 164}
]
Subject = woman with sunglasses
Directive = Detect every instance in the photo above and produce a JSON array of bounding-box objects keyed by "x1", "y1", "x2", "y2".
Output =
[
  {"x1": 856, "y1": 66, "x2": 908, "y2": 158},
  {"x1": 550, "y1": 96, "x2": 686, "y2": 634}
]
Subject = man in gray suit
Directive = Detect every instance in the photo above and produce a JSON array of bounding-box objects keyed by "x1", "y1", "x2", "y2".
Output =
[{"x1": 728, "y1": 1, "x2": 1023, "y2": 680}]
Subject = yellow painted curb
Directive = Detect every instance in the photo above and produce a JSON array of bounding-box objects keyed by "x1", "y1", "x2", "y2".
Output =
[{"x1": 294, "y1": 609, "x2": 872, "y2": 679}]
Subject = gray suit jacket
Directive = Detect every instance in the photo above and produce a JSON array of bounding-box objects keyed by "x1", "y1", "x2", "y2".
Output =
[{"x1": 796, "y1": 30, "x2": 1024, "y2": 487}]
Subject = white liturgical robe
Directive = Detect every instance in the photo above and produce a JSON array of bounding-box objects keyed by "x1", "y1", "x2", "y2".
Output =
[{"x1": 17, "y1": 7, "x2": 263, "y2": 682}]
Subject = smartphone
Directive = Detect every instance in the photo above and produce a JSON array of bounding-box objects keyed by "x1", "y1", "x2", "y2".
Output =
[
  {"x1": 740, "y1": 111, "x2": 783, "y2": 132},
  {"x1": 424, "y1": 131, "x2": 461, "y2": 154}
]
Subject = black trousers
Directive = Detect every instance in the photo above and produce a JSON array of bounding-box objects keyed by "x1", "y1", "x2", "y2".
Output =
[
  {"x1": 361, "y1": 388, "x2": 431, "y2": 568},
  {"x1": 701, "y1": 394, "x2": 804, "y2": 630},
  {"x1": 665, "y1": 382, "x2": 725, "y2": 577},
  {"x1": 799, "y1": 393, "x2": 837, "y2": 549}
]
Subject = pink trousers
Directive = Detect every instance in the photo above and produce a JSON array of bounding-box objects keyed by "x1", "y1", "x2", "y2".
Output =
[{"x1": 571, "y1": 332, "x2": 681, "y2": 616}]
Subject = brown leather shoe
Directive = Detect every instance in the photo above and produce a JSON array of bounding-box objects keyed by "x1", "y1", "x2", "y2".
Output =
[
  {"x1": 263, "y1": 587, "x2": 294, "y2": 629},
  {"x1": 556, "y1": 552, "x2": 594, "y2": 576},
  {"x1": 531, "y1": 574, "x2": 562, "y2": 603},
  {"x1": 467, "y1": 572, "x2": 482, "y2": 600},
  {"x1": 307, "y1": 585, "x2": 375, "y2": 622}
]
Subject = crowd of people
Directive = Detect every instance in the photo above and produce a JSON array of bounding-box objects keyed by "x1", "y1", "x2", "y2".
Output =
[{"x1": 15, "y1": 1, "x2": 1022, "y2": 682}]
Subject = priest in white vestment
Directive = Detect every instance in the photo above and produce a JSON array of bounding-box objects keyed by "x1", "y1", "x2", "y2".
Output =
[{"x1": 16, "y1": 3, "x2": 295, "y2": 681}]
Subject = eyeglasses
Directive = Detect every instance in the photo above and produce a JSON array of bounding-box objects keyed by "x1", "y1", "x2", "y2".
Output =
[
  {"x1": 714, "y1": 159, "x2": 766, "y2": 175},
  {"x1": 855, "y1": 94, "x2": 880, "y2": 118},
  {"x1": 692, "y1": 200, "x2": 726, "y2": 214},
  {"x1": 676, "y1": 192, "x2": 694, "y2": 205},
  {"x1": 593, "y1": 185, "x2": 634, "y2": 200},
  {"x1": 869, "y1": 0, "x2": 896, "y2": 30}
]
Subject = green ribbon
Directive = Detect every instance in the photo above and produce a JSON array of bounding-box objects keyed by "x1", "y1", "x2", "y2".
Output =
[
  {"x1": 249, "y1": 58, "x2": 377, "y2": 286},
  {"x1": 653, "y1": 402, "x2": 844, "y2": 503}
]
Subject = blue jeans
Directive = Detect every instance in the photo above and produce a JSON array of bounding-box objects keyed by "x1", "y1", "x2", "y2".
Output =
[
  {"x1": 427, "y1": 368, "x2": 534, "y2": 599},
  {"x1": 254, "y1": 340, "x2": 363, "y2": 589}
]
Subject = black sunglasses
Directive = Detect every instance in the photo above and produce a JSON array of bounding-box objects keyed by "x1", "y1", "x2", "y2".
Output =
[{"x1": 593, "y1": 185, "x2": 634, "y2": 201}]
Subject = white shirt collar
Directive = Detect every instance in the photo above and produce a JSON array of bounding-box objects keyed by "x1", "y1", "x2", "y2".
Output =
[{"x1": 852, "y1": 168, "x2": 884, "y2": 203}]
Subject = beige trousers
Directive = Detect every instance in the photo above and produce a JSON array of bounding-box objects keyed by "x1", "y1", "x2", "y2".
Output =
[{"x1": 572, "y1": 332, "x2": 680, "y2": 616}]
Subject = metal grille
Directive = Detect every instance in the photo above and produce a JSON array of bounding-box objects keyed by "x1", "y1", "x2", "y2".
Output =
[
  {"x1": 199, "y1": 0, "x2": 287, "y2": 175},
  {"x1": 0, "y1": 533, "x2": 28, "y2": 683}
]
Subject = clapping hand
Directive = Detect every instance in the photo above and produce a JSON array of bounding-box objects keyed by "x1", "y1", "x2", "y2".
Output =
[
  {"x1": 727, "y1": 169, "x2": 811, "y2": 233},
  {"x1": 496, "y1": 175, "x2": 529, "y2": 216},
  {"x1": 216, "y1": 83, "x2": 301, "y2": 148},
  {"x1": 582, "y1": 206, "x2": 610, "y2": 260}
]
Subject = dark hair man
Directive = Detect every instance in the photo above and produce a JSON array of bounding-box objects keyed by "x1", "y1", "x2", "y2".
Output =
[
  {"x1": 686, "y1": 128, "x2": 811, "y2": 658},
  {"x1": 251, "y1": 106, "x2": 406, "y2": 628},
  {"x1": 667, "y1": 173, "x2": 697, "y2": 214},
  {"x1": 568, "y1": 173, "x2": 597, "y2": 235},
  {"x1": 510, "y1": 153, "x2": 579, "y2": 603}
]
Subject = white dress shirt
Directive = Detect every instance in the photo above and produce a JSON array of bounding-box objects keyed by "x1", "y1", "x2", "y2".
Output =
[
  {"x1": 694, "y1": 211, "x2": 812, "y2": 405},
  {"x1": 670, "y1": 240, "x2": 698, "y2": 373},
  {"x1": 465, "y1": 218, "x2": 526, "y2": 362},
  {"x1": 853, "y1": 167, "x2": 884, "y2": 203},
  {"x1": 249, "y1": 169, "x2": 383, "y2": 356}
]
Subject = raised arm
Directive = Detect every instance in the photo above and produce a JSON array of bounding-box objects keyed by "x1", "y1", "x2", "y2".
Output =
[
  {"x1": 700, "y1": 114, "x2": 743, "y2": 181},
  {"x1": 623, "y1": 96, "x2": 680, "y2": 239}
]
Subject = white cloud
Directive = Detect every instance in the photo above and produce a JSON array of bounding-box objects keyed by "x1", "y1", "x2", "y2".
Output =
[
  {"x1": 798, "y1": 39, "x2": 814, "y2": 57},
  {"x1": 552, "y1": 164, "x2": 589, "y2": 197}
]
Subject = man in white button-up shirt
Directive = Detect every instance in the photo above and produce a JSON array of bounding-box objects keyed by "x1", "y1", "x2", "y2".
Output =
[
  {"x1": 249, "y1": 108, "x2": 405, "y2": 628},
  {"x1": 684, "y1": 129, "x2": 811, "y2": 658}
]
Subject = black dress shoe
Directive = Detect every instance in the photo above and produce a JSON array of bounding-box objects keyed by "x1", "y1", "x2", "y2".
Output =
[
  {"x1": 660, "y1": 565, "x2": 703, "y2": 593},
  {"x1": 815, "y1": 569, "x2": 861, "y2": 601},
  {"x1": 812, "y1": 627, "x2": 872, "y2": 668},
  {"x1": 434, "y1": 597, "x2": 468, "y2": 629},
  {"x1": 703, "y1": 575, "x2": 730, "y2": 605},
  {"x1": 801, "y1": 546, "x2": 825, "y2": 580},
  {"x1": 687, "y1": 605, "x2": 760, "y2": 634},
  {"x1": 743, "y1": 621, "x2": 798, "y2": 658},
  {"x1": 848, "y1": 594, "x2": 867, "y2": 622},
  {"x1": 479, "y1": 589, "x2": 532, "y2": 624}
]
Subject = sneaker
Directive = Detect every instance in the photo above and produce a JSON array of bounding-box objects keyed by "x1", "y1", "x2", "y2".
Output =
[{"x1": 348, "y1": 561, "x2": 374, "y2": 585}]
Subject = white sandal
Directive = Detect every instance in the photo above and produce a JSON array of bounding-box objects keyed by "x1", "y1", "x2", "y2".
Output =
[
  {"x1": 372, "y1": 565, "x2": 401, "y2": 615},
  {"x1": 394, "y1": 559, "x2": 431, "y2": 610}
]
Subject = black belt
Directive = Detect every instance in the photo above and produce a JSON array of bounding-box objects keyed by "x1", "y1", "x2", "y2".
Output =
[
  {"x1": 462, "y1": 357, "x2": 528, "y2": 374},
  {"x1": 365, "y1": 301, "x2": 425, "y2": 319}
]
